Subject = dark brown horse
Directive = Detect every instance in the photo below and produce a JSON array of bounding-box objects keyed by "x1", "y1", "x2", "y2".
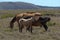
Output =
[
  {"x1": 10, "y1": 12, "x2": 41, "y2": 30},
  {"x1": 32, "y1": 16, "x2": 51, "y2": 31},
  {"x1": 19, "y1": 16, "x2": 51, "y2": 33}
]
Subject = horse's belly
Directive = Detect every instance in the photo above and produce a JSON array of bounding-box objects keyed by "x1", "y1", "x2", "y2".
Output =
[{"x1": 32, "y1": 22, "x2": 42, "y2": 26}]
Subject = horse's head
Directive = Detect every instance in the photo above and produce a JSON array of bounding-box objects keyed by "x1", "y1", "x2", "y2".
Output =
[
  {"x1": 45, "y1": 17, "x2": 51, "y2": 22},
  {"x1": 38, "y1": 16, "x2": 51, "y2": 23}
]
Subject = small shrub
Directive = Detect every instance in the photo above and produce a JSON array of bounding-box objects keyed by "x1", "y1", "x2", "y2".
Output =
[{"x1": 47, "y1": 22, "x2": 56, "y2": 26}]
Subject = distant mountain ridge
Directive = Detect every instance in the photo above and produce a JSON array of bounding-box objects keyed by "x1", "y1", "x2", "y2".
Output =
[{"x1": 0, "y1": 2, "x2": 60, "y2": 10}]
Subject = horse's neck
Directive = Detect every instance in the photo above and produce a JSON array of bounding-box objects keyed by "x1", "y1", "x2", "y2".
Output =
[{"x1": 33, "y1": 16, "x2": 40, "y2": 21}]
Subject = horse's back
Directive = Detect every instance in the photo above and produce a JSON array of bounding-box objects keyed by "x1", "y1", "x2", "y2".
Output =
[{"x1": 16, "y1": 12, "x2": 42, "y2": 18}]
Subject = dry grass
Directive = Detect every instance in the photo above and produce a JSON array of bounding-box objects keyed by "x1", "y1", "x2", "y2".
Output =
[{"x1": 0, "y1": 16, "x2": 60, "y2": 40}]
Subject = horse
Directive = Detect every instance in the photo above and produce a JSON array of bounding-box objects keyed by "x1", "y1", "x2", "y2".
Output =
[
  {"x1": 19, "y1": 16, "x2": 51, "y2": 33},
  {"x1": 10, "y1": 12, "x2": 41, "y2": 30},
  {"x1": 19, "y1": 17, "x2": 36, "y2": 33},
  {"x1": 32, "y1": 16, "x2": 51, "y2": 31}
]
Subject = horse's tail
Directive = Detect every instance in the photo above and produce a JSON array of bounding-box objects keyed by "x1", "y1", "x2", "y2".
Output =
[{"x1": 10, "y1": 16, "x2": 16, "y2": 29}]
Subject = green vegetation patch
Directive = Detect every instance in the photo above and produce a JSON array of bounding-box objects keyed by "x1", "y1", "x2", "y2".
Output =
[
  {"x1": 0, "y1": 14, "x2": 15, "y2": 19},
  {"x1": 47, "y1": 22, "x2": 56, "y2": 26}
]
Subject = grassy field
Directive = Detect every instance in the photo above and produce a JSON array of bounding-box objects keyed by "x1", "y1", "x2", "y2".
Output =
[
  {"x1": 0, "y1": 10, "x2": 60, "y2": 40},
  {"x1": 0, "y1": 9, "x2": 60, "y2": 18}
]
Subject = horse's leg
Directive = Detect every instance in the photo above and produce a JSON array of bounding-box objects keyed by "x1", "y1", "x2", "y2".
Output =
[
  {"x1": 17, "y1": 20, "x2": 21, "y2": 32},
  {"x1": 30, "y1": 26, "x2": 32, "y2": 33},
  {"x1": 26, "y1": 26, "x2": 30, "y2": 32},
  {"x1": 19, "y1": 23, "x2": 23, "y2": 32},
  {"x1": 10, "y1": 22, "x2": 14, "y2": 30},
  {"x1": 17, "y1": 20, "x2": 22, "y2": 32},
  {"x1": 19, "y1": 26, "x2": 23, "y2": 32},
  {"x1": 26, "y1": 25, "x2": 32, "y2": 33},
  {"x1": 17, "y1": 20, "x2": 20, "y2": 27},
  {"x1": 29, "y1": 25, "x2": 32, "y2": 33},
  {"x1": 42, "y1": 23, "x2": 48, "y2": 31}
]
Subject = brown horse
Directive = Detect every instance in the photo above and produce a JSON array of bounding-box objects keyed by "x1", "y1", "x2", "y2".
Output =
[
  {"x1": 10, "y1": 12, "x2": 41, "y2": 30},
  {"x1": 19, "y1": 16, "x2": 51, "y2": 33}
]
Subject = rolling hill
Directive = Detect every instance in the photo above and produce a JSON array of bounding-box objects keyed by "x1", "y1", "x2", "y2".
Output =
[{"x1": 0, "y1": 2, "x2": 60, "y2": 10}]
